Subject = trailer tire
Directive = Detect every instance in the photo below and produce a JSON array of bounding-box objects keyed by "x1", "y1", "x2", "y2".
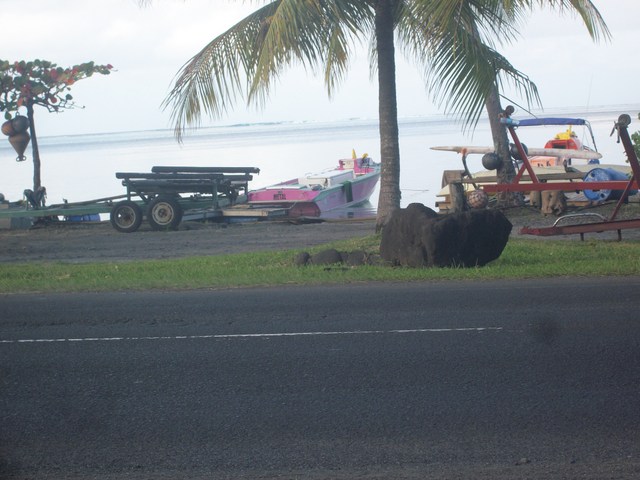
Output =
[
  {"x1": 148, "y1": 195, "x2": 183, "y2": 230},
  {"x1": 110, "y1": 201, "x2": 143, "y2": 233}
]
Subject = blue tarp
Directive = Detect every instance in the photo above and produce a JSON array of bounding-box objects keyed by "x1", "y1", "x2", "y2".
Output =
[{"x1": 516, "y1": 118, "x2": 587, "y2": 127}]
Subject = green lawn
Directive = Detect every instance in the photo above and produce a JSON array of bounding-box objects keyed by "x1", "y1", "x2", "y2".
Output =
[{"x1": 1, "y1": 236, "x2": 639, "y2": 293}]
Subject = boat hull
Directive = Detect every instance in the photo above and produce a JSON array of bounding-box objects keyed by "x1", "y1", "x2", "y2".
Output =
[{"x1": 248, "y1": 167, "x2": 380, "y2": 217}]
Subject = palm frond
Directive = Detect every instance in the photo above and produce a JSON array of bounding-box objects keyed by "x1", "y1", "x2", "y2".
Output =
[
  {"x1": 248, "y1": 0, "x2": 373, "y2": 103},
  {"x1": 428, "y1": 27, "x2": 541, "y2": 129},
  {"x1": 162, "y1": 1, "x2": 280, "y2": 140},
  {"x1": 399, "y1": 0, "x2": 611, "y2": 131},
  {"x1": 521, "y1": 0, "x2": 610, "y2": 41},
  {"x1": 163, "y1": 0, "x2": 373, "y2": 140}
]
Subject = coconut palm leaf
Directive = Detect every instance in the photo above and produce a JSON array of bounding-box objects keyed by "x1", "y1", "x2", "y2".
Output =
[
  {"x1": 163, "y1": 2, "x2": 279, "y2": 139},
  {"x1": 400, "y1": 0, "x2": 607, "y2": 130},
  {"x1": 164, "y1": 0, "x2": 374, "y2": 140},
  {"x1": 399, "y1": 0, "x2": 531, "y2": 129},
  {"x1": 247, "y1": 0, "x2": 372, "y2": 103},
  {"x1": 522, "y1": 0, "x2": 610, "y2": 41},
  {"x1": 426, "y1": 26, "x2": 540, "y2": 130}
]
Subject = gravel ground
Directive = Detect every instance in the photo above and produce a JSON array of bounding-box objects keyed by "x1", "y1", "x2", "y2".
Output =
[
  {"x1": 1, "y1": 203, "x2": 639, "y2": 264},
  {"x1": 0, "y1": 218, "x2": 378, "y2": 264}
]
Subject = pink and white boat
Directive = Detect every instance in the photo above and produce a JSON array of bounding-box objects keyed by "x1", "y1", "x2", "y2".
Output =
[{"x1": 247, "y1": 155, "x2": 380, "y2": 217}]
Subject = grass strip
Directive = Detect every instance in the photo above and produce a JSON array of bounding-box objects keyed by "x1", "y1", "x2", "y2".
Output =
[{"x1": 1, "y1": 237, "x2": 640, "y2": 293}]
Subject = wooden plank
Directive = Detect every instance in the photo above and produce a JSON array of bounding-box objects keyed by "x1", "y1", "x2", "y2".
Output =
[
  {"x1": 0, "y1": 203, "x2": 114, "y2": 219},
  {"x1": 152, "y1": 166, "x2": 260, "y2": 174},
  {"x1": 431, "y1": 145, "x2": 603, "y2": 160},
  {"x1": 221, "y1": 207, "x2": 287, "y2": 218},
  {"x1": 441, "y1": 170, "x2": 465, "y2": 188},
  {"x1": 482, "y1": 181, "x2": 638, "y2": 193},
  {"x1": 460, "y1": 171, "x2": 584, "y2": 184},
  {"x1": 520, "y1": 218, "x2": 640, "y2": 237},
  {"x1": 116, "y1": 172, "x2": 224, "y2": 180}
]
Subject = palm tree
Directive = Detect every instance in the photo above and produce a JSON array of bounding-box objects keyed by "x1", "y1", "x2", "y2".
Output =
[
  {"x1": 163, "y1": 0, "x2": 608, "y2": 227},
  {"x1": 411, "y1": 1, "x2": 609, "y2": 203},
  {"x1": 164, "y1": 0, "x2": 404, "y2": 229}
]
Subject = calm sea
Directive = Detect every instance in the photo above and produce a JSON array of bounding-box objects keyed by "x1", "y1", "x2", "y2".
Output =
[{"x1": 1, "y1": 105, "x2": 638, "y2": 216}]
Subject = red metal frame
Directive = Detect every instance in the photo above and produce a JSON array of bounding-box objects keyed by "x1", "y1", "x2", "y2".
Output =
[
  {"x1": 482, "y1": 111, "x2": 639, "y2": 195},
  {"x1": 511, "y1": 112, "x2": 640, "y2": 239}
]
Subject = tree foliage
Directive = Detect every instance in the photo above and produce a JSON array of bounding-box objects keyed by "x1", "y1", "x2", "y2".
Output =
[
  {"x1": 0, "y1": 59, "x2": 113, "y2": 192},
  {"x1": 162, "y1": 1, "x2": 607, "y2": 138},
  {"x1": 408, "y1": 0, "x2": 609, "y2": 131},
  {"x1": 0, "y1": 59, "x2": 113, "y2": 119}
]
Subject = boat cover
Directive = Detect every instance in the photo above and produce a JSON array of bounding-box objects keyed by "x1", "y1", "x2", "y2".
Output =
[{"x1": 517, "y1": 118, "x2": 587, "y2": 127}]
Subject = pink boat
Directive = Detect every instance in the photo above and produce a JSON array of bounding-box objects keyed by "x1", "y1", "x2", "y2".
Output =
[{"x1": 247, "y1": 155, "x2": 380, "y2": 217}]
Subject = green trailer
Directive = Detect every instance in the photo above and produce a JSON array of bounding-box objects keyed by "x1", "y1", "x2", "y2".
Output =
[{"x1": 0, "y1": 166, "x2": 287, "y2": 232}]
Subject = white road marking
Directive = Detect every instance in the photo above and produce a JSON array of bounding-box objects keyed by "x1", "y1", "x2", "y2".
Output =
[{"x1": 0, "y1": 327, "x2": 502, "y2": 345}]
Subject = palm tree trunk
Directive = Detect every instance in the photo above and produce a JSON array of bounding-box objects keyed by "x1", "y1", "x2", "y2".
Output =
[
  {"x1": 26, "y1": 102, "x2": 42, "y2": 191},
  {"x1": 485, "y1": 85, "x2": 521, "y2": 206},
  {"x1": 374, "y1": 0, "x2": 401, "y2": 231}
]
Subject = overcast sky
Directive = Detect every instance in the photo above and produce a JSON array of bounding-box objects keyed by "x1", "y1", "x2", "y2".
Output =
[{"x1": 2, "y1": 0, "x2": 639, "y2": 137}]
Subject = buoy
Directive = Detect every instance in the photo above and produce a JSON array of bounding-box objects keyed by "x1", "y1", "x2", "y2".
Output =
[
  {"x1": 467, "y1": 189, "x2": 489, "y2": 209},
  {"x1": 10, "y1": 116, "x2": 29, "y2": 134},
  {"x1": 2, "y1": 116, "x2": 30, "y2": 137},
  {"x1": 8, "y1": 131, "x2": 30, "y2": 161},
  {"x1": 481, "y1": 152, "x2": 501, "y2": 170},
  {"x1": 1, "y1": 120, "x2": 16, "y2": 136},
  {"x1": 509, "y1": 142, "x2": 528, "y2": 161}
]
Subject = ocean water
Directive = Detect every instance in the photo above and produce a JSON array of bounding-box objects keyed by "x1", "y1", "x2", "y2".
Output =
[{"x1": 1, "y1": 105, "x2": 638, "y2": 215}]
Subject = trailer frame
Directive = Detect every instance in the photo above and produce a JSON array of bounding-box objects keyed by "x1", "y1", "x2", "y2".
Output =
[
  {"x1": 0, "y1": 165, "x2": 287, "y2": 232},
  {"x1": 496, "y1": 111, "x2": 640, "y2": 239}
]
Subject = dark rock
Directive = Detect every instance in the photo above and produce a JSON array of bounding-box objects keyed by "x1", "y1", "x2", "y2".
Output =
[
  {"x1": 310, "y1": 248, "x2": 344, "y2": 265},
  {"x1": 365, "y1": 254, "x2": 387, "y2": 266},
  {"x1": 379, "y1": 203, "x2": 439, "y2": 268},
  {"x1": 345, "y1": 250, "x2": 368, "y2": 266},
  {"x1": 380, "y1": 203, "x2": 512, "y2": 268},
  {"x1": 424, "y1": 209, "x2": 512, "y2": 267},
  {"x1": 294, "y1": 251, "x2": 311, "y2": 266}
]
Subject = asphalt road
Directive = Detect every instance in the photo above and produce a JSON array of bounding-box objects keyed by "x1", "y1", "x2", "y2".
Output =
[{"x1": 1, "y1": 279, "x2": 640, "y2": 479}]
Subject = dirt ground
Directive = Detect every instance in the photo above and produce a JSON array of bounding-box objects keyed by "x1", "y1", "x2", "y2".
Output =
[
  {"x1": 1, "y1": 203, "x2": 640, "y2": 264},
  {"x1": 0, "y1": 217, "x2": 379, "y2": 264}
]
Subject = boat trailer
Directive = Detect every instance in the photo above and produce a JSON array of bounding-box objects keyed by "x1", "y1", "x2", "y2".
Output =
[
  {"x1": 0, "y1": 165, "x2": 287, "y2": 232},
  {"x1": 111, "y1": 165, "x2": 292, "y2": 232},
  {"x1": 483, "y1": 109, "x2": 640, "y2": 240}
]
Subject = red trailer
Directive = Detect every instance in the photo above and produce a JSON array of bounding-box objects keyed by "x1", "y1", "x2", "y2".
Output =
[{"x1": 484, "y1": 109, "x2": 640, "y2": 240}]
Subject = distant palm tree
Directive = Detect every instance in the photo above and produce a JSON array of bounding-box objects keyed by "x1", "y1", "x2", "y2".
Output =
[{"x1": 163, "y1": 0, "x2": 608, "y2": 227}]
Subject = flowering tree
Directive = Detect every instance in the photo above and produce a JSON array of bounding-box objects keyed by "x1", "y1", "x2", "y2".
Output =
[{"x1": 0, "y1": 59, "x2": 113, "y2": 192}]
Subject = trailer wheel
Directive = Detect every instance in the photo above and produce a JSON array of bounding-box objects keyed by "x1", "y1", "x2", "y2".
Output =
[
  {"x1": 148, "y1": 195, "x2": 183, "y2": 230},
  {"x1": 110, "y1": 201, "x2": 143, "y2": 233}
]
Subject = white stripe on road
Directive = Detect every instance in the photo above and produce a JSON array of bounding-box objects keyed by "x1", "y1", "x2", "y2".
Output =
[{"x1": 0, "y1": 327, "x2": 502, "y2": 345}]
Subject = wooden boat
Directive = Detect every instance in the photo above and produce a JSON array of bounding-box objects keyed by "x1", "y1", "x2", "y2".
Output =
[{"x1": 247, "y1": 153, "x2": 380, "y2": 217}]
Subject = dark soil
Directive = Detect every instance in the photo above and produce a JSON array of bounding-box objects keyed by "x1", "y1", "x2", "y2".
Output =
[{"x1": 0, "y1": 218, "x2": 378, "y2": 264}]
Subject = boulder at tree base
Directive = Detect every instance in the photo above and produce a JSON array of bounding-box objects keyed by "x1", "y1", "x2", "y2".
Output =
[{"x1": 380, "y1": 203, "x2": 512, "y2": 268}]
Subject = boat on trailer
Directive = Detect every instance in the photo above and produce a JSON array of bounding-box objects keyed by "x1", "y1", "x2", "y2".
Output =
[
  {"x1": 510, "y1": 117, "x2": 600, "y2": 168},
  {"x1": 432, "y1": 116, "x2": 636, "y2": 211},
  {"x1": 247, "y1": 154, "x2": 380, "y2": 217}
]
